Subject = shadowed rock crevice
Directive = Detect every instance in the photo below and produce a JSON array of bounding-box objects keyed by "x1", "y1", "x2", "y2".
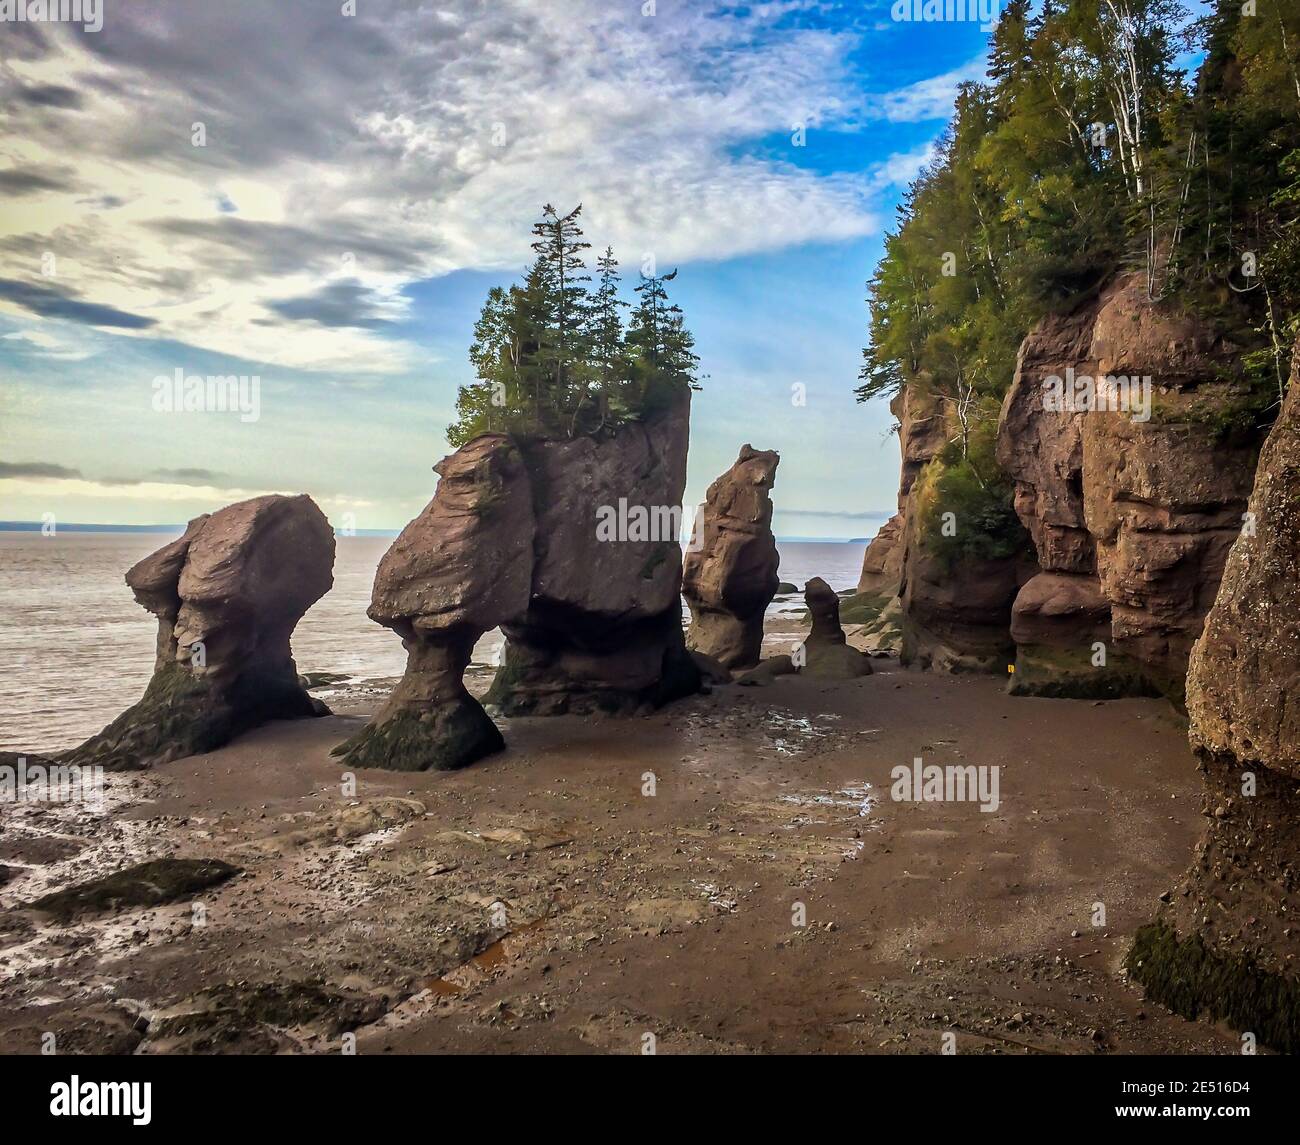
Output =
[
  {"x1": 61, "y1": 494, "x2": 334, "y2": 771},
  {"x1": 683, "y1": 444, "x2": 780, "y2": 670}
]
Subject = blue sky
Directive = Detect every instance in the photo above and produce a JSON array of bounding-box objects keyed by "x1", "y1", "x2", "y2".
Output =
[{"x1": 0, "y1": 0, "x2": 995, "y2": 537}]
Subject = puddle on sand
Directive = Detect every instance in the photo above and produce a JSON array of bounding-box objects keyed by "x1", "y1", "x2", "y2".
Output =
[{"x1": 419, "y1": 917, "x2": 548, "y2": 996}]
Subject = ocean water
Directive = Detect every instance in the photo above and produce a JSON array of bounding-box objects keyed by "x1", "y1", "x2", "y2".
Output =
[{"x1": 0, "y1": 532, "x2": 866, "y2": 754}]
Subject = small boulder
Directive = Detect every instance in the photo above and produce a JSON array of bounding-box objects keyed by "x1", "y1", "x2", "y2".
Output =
[{"x1": 735, "y1": 655, "x2": 796, "y2": 687}]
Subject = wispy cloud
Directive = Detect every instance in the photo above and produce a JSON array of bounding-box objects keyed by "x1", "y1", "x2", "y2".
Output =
[{"x1": 0, "y1": 0, "x2": 895, "y2": 373}]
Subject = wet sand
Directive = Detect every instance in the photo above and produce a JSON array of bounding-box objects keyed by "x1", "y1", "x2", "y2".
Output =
[{"x1": 0, "y1": 641, "x2": 1237, "y2": 1054}]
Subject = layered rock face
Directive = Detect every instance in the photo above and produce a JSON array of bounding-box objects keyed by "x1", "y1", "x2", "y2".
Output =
[
  {"x1": 855, "y1": 514, "x2": 904, "y2": 597},
  {"x1": 333, "y1": 435, "x2": 534, "y2": 771},
  {"x1": 68, "y1": 494, "x2": 334, "y2": 770},
  {"x1": 864, "y1": 386, "x2": 1030, "y2": 671},
  {"x1": 997, "y1": 272, "x2": 1256, "y2": 700},
  {"x1": 801, "y1": 578, "x2": 872, "y2": 679},
  {"x1": 487, "y1": 390, "x2": 700, "y2": 715},
  {"x1": 1128, "y1": 338, "x2": 1300, "y2": 1052},
  {"x1": 901, "y1": 549, "x2": 1028, "y2": 674},
  {"x1": 682, "y1": 445, "x2": 780, "y2": 669},
  {"x1": 856, "y1": 388, "x2": 946, "y2": 598}
]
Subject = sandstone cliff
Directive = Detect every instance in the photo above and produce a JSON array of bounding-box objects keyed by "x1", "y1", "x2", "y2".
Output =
[
  {"x1": 997, "y1": 272, "x2": 1258, "y2": 701},
  {"x1": 855, "y1": 385, "x2": 1032, "y2": 672},
  {"x1": 1127, "y1": 335, "x2": 1300, "y2": 1053}
]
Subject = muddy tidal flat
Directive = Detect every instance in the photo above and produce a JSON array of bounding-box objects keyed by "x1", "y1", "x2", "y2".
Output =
[{"x1": 0, "y1": 637, "x2": 1238, "y2": 1056}]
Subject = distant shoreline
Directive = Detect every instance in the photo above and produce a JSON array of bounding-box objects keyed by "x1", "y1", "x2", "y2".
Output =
[{"x1": 0, "y1": 523, "x2": 878, "y2": 542}]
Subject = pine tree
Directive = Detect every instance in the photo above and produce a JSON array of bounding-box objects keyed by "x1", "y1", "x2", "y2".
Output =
[
  {"x1": 586, "y1": 246, "x2": 630, "y2": 430},
  {"x1": 628, "y1": 268, "x2": 699, "y2": 411},
  {"x1": 446, "y1": 207, "x2": 702, "y2": 445},
  {"x1": 529, "y1": 203, "x2": 591, "y2": 427}
]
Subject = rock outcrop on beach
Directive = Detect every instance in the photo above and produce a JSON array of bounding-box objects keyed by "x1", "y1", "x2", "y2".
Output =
[
  {"x1": 855, "y1": 388, "x2": 944, "y2": 604},
  {"x1": 997, "y1": 272, "x2": 1256, "y2": 701},
  {"x1": 682, "y1": 445, "x2": 781, "y2": 670},
  {"x1": 1128, "y1": 336, "x2": 1300, "y2": 1052},
  {"x1": 487, "y1": 389, "x2": 700, "y2": 715},
  {"x1": 800, "y1": 577, "x2": 872, "y2": 679},
  {"x1": 854, "y1": 385, "x2": 1028, "y2": 671},
  {"x1": 339, "y1": 393, "x2": 700, "y2": 769},
  {"x1": 65, "y1": 494, "x2": 334, "y2": 770},
  {"x1": 333, "y1": 435, "x2": 534, "y2": 771}
]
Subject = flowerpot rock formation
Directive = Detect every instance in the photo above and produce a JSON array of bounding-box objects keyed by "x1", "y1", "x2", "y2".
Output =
[
  {"x1": 800, "y1": 577, "x2": 872, "y2": 679},
  {"x1": 64, "y1": 494, "x2": 335, "y2": 770},
  {"x1": 339, "y1": 392, "x2": 701, "y2": 769},
  {"x1": 682, "y1": 444, "x2": 781, "y2": 670},
  {"x1": 485, "y1": 389, "x2": 700, "y2": 715},
  {"x1": 332, "y1": 434, "x2": 535, "y2": 771}
]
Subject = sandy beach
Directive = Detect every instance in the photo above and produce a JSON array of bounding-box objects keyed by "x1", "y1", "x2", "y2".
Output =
[{"x1": 0, "y1": 613, "x2": 1237, "y2": 1055}]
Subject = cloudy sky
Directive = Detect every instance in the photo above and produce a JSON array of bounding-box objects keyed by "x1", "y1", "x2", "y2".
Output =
[{"x1": 0, "y1": 0, "x2": 992, "y2": 538}]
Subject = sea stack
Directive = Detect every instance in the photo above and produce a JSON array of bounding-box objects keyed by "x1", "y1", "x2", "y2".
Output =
[
  {"x1": 800, "y1": 577, "x2": 872, "y2": 679},
  {"x1": 333, "y1": 435, "x2": 534, "y2": 771},
  {"x1": 1127, "y1": 336, "x2": 1300, "y2": 1053},
  {"x1": 682, "y1": 444, "x2": 780, "y2": 670},
  {"x1": 486, "y1": 388, "x2": 701, "y2": 715},
  {"x1": 340, "y1": 392, "x2": 702, "y2": 768},
  {"x1": 67, "y1": 494, "x2": 334, "y2": 770}
]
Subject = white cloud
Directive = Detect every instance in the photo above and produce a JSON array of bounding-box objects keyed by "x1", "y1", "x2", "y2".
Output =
[
  {"x1": 1, "y1": 327, "x2": 96, "y2": 361},
  {"x1": 0, "y1": 0, "x2": 895, "y2": 373},
  {"x1": 870, "y1": 56, "x2": 987, "y2": 123}
]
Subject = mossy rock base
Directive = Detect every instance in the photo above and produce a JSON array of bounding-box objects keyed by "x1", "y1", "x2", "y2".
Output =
[
  {"x1": 1127, "y1": 921, "x2": 1300, "y2": 1054},
  {"x1": 64, "y1": 663, "x2": 324, "y2": 771},
  {"x1": 26, "y1": 857, "x2": 241, "y2": 923},
  {"x1": 835, "y1": 591, "x2": 889, "y2": 626},
  {"x1": 803, "y1": 642, "x2": 873, "y2": 679},
  {"x1": 1007, "y1": 645, "x2": 1163, "y2": 699},
  {"x1": 332, "y1": 700, "x2": 503, "y2": 772}
]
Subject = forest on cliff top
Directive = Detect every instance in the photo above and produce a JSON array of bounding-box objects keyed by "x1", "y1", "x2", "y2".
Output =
[{"x1": 858, "y1": 0, "x2": 1300, "y2": 563}]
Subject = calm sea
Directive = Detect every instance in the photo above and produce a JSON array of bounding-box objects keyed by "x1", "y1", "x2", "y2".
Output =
[{"x1": 0, "y1": 532, "x2": 867, "y2": 754}]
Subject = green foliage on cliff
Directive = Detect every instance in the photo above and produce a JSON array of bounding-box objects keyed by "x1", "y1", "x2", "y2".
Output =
[
  {"x1": 860, "y1": 0, "x2": 1300, "y2": 568},
  {"x1": 915, "y1": 425, "x2": 1030, "y2": 570},
  {"x1": 448, "y1": 204, "x2": 700, "y2": 447},
  {"x1": 859, "y1": 0, "x2": 1300, "y2": 418}
]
